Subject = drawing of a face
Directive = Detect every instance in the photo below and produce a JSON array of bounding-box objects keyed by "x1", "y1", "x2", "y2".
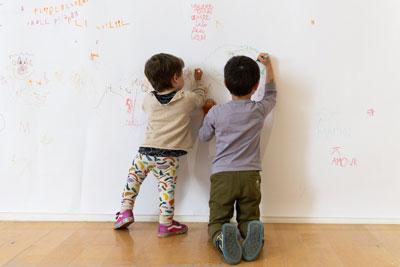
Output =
[{"x1": 10, "y1": 53, "x2": 33, "y2": 79}]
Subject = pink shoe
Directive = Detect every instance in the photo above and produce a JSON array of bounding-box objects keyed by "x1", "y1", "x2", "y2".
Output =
[
  {"x1": 158, "y1": 220, "x2": 188, "y2": 237},
  {"x1": 114, "y1": 210, "x2": 134, "y2": 230}
]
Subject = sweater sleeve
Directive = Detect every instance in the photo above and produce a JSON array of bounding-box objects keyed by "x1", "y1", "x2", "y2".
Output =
[
  {"x1": 256, "y1": 82, "x2": 277, "y2": 117},
  {"x1": 187, "y1": 80, "x2": 207, "y2": 108},
  {"x1": 198, "y1": 106, "x2": 215, "y2": 142}
]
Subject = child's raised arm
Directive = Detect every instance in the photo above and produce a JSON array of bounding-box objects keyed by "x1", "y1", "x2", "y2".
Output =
[
  {"x1": 188, "y1": 68, "x2": 207, "y2": 108},
  {"x1": 257, "y1": 53, "x2": 275, "y2": 84},
  {"x1": 256, "y1": 53, "x2": 277, "y2": 117}
]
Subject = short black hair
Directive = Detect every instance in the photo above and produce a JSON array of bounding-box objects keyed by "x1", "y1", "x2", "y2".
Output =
[
  {"x1": 144, "y1": 53, "x2": 185, "y2": 92},
  {"x1": 224, "y1": 55, "x2": 260, "y2": 96}
]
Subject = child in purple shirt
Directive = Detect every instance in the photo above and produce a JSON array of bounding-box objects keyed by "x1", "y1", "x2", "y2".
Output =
[{"x1": 199, "y1": 53, "x2": 277, "y2": 264}]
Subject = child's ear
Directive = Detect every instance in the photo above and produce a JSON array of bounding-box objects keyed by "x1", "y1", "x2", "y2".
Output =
[
  {"x1": 251, "y1": 81, "x2": 260, "y2": 93},
  {"x1": 171, "y1": 73, "x2": 179, "y2": 85}
]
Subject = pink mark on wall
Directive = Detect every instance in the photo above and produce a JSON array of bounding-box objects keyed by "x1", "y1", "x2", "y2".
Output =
[
  {"x1": 367, "y1": 108, "x2": 375, "y2": 117},
  {"x1": 330, "y1": 146, "x2": 358, "y2": 168},
  {"x1": 125, "y1": 98, "x2": 133, "y2": 113},
  {"x1": 331, "y1": 146, "x2": 342, "y2": 156},
  {"x1": 190, "y1": 4, "x2": 213, "y2": 41}
]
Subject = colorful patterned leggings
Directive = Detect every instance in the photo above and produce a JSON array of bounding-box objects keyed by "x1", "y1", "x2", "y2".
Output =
[{"x1": 121, "y1": 153, "x2": 179, "y2": 224}]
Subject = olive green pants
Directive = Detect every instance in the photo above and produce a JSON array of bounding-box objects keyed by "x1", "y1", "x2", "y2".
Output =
[{"x1": 208, "y1": 171, "x2": 262, "y2": 244}]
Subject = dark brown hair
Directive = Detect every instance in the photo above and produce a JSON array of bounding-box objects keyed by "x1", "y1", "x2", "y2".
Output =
[
  {"x1": 144, "y1": 53, "x2": 185, "y2": 92},
  {"x1": 224, "y1": 55, "x2": 260, "y2": 96}
]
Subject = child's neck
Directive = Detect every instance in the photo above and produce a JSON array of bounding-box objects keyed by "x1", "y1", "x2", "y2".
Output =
[
  {"x1": 231, "y1": 94, "x2": 252, "y2": 101},
  {"x1": 159, "y1": 87, "x2": 180, "y2": 95}
]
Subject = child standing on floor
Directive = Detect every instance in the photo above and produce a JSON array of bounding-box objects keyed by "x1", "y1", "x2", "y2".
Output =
[
  {"x1": 114, "y1": 53, "x2": 206, "y2": 237},
  {"x1": 199, "y1": 53, "x2": 277, "y2": 264}
]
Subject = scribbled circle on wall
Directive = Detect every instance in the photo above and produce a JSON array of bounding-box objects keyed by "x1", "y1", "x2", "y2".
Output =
[{"x1": 202, "y1": 44, "x2": 266, "y2": 102}]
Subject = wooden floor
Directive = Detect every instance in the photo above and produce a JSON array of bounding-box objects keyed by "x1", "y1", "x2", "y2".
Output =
[{"x1": 0, "y1": 222, "x2": 400, "y2": 267}]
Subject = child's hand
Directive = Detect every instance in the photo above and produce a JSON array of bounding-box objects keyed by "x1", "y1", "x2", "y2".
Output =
[
  {"x1": 194, "y1": 68, "x2": 203, "y2": 81},
  {"x1": 202, "y1": 98, "x2": 216, "y2": 115},
  {"x1": 257, "y1": 53, "x2": 271, "y2": 67},
  {"x1": 257, "y1": 52, "x2": 275, "y2": 84}
]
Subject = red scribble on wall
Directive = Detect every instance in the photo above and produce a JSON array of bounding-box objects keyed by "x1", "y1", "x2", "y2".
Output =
[
  {"x1": 330, "y1": 146, "x2": 358, "y2": 168},
  {"x1": 331, "y1": 146, "x2": 342, "y2": 156},
  {"x1": 125, "y1": 98, "x2": 133, "y2": 113},
  {"x1": 125, "y1": 80, "x2": 148, "y2": 127},
  {"x1": 367, "y1": 108, "x2": 375, "y2": 117},
  {"x1": 191, "y1": 4, "x2": 213, "y2": 41},
  {"x1": 332, "y1": 157, "x2": 357, "y2": 167}
]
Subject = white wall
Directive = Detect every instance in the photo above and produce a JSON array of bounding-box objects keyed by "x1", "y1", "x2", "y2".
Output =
[{"x1": 1, "y1": 0, "x2": 400, "y2": 223}]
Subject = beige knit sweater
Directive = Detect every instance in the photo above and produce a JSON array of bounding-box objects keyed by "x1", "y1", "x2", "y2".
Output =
[{"x1": 141, "y1": 81, "x2": 206, "y2": 151}]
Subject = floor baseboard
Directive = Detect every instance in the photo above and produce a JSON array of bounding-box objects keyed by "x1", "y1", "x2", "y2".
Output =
[{"x1": 1, "y1": 212, "x2": 400, "y2": 224}]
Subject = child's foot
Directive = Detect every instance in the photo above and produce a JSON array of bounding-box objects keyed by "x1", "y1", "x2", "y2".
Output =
[
  {"x1": 242, "y1": 220, "x2": 264, "y2": 261},
  {"x1": 158, "y1": 220, "x2": 188, "y2": 237},
  {"x1": 215, "y1": 224, "x2": 242, "y2": 265},
  {"x1": 113, "y1": 210, "x2": 134, "y2": 230}
]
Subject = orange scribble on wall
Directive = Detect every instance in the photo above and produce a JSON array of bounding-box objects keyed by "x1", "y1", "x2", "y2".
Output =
[
  {"x1": 74, "y1": 19, "x2": 87, "y2": 27},
  {"x1": 90, "y1": 52, "x2": 99, "y2": 61},
  {"x1": 34, "y1": 0, "x2": 89, "y2": 16},
  {"x1": 27, "y1": 10, "x2": 87, "y2": 28},
  {"x1": 96, "y1": 19, "x2": 129, "y2": 30}
]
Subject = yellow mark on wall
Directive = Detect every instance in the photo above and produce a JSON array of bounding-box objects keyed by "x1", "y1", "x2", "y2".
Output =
[{"x1": 96, "y1": 19, "x2": 129, "y2": 30}]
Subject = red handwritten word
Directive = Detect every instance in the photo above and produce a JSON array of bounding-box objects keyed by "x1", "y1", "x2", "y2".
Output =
[
  {"x1": 367, "y1": 108, "x2": 375, "y2": 117},
  {"x1": 330, "y1": 147, "x2": 358, "y2": 168},
  {"x1": 96, "y1": 19, "x2": 129, "y2": 30},
  {"x1": 191, "y1": 4, "x2": 213, "y2": 41},
  {"x1": 332, "y1": 157, "x2": 357, "y2": 167},
  {"x1": 191, "y1": 4, "x2": 213, "y2": 14}
]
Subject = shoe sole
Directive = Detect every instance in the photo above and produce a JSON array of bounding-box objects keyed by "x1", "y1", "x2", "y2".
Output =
[
  {"x1": 113, "y1": 217, "x2": 134, "y2": 230},
  {"x1": 158, "y1": 228, "x2": 188, "y2": 238},
  {"x1": 221, "y1": 223, "x2": 242, "y2": 265},
  {"x1": 242, "y1": 220, "x2": 264, "y2": 261}
]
